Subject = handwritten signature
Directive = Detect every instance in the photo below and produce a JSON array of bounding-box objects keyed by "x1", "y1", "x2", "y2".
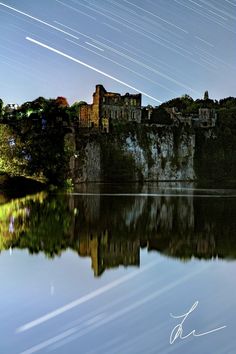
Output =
[{"x1": 170, "y1": 301, "x2": 226, "y2": 344}]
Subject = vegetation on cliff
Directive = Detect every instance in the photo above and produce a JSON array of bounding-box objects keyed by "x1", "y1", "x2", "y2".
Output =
[
  {"x1": 160, "y1": 94, "x2": 236, "y2": 182},
  {"x1": 159, "y1": 93, "x2": 236, "y2": 115},
  {"x1": 0, "y1": 94, "x2": 236, "y2": 185},
  {"x1": 194, "y1": 104, "x2": 236, "y2": 181},
  {"x1": 0, "y1": 96, "x2": 78, "y2": 186}
]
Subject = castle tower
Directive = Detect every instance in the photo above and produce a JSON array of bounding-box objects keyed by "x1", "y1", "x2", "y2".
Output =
[{"x1": 91, "y1": 85, "x2": 106, "y2": 128}]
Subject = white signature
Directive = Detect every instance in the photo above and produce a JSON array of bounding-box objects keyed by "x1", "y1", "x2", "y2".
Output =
[{"x1": 170, "y1": 301, "x2": 226, "y2": 344}]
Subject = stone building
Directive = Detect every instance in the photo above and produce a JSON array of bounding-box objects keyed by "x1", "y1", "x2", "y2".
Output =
[
  {"x1": 163, "y1": 107, "x2": 217, "y2": 128},
  {"x1": 164, "y1": 107, "x2": 192, "y2": 126},
  {"x1": 198, "y1": 108, "x2": 217, "y2": 128},
  {"x1": 4, "y1": 103, "x2": 19, "y2": 113},
  {"x1": 77, "y1": 85, "x2": 217, "y2": 131},
  {"x1": 79, "y1": 85, "x2": 142, "y2": 132}
]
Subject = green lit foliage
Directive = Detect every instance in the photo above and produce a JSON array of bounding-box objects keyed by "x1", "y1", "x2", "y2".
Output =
[
  {"x1": 0, "y1": 124, "x2": 29, "y2": 175},
  {"x1": 0, "y1": 96, "x2": 74, "y2": 185},
  {"x1": 0, "y1": 192, "x2": 47, "y2": 250},
  {"x1": 0, "y1": 192, "x2": 74, "y2": 258}
]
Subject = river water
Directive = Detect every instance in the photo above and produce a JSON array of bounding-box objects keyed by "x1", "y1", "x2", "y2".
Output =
[{"x1": 0, "y1": 183, "x2": 236, "y2": 354}]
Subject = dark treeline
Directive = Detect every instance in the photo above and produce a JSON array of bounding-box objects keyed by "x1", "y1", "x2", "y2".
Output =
[
  {"x1": 1, "y1": 92, "x2": 236, "y2": 120},
  {"x1": 159, "y1": 93, "x2": 236, "y2": 114}
]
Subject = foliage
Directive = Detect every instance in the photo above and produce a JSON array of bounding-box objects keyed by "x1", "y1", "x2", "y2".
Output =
[
  {"x1": 204, "y1": 90, "x2": 209, "y2": 100},
  {"x1": 195, "y1": 106, "x2": 236, "y2": 181},
  {"x1": 219, "y1": 97, "x2": 236, "y2": 109},
  {"x1": 0, "y1": 124, "x2": 29, "y2": 175},
  {"x1": 0, "y1": 99, "x2": 3, "y2": 117},
  {"x1": 55, "y1": 96, "x2": 69, "y2": 107},
  {"x1": 159, "y1": 94, "x2": 194, "y2": 113},
  {"x1": 150, "y1": 107, "x2": 172, "y2": 125},
  {"x1": 159, "y1": 93, "x2": 219, "y2": 115},
  {"x1": 0, "y1": 192, "x2": 74, "y2": 257},
  {"x1": 0, "y1": 96, "x2": 76, "y2": 185}
]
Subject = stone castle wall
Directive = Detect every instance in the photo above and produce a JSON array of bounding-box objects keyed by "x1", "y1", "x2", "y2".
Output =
[{"x1": 79, "y1": 85, "x2": 142, "y2": 130}]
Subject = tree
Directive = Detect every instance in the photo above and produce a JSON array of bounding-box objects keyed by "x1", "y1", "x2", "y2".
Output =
[
  {"x1": 204, "y1": 91, "x2": 209, "y2": 100},
  {"x1": 68, "y1": 101, "x2": 87, "y2": 123},
  {"x1": 0, "y1": 124, "x2": 28, "y2": 175},
  {"x1": 31, "y1": 96, "x2": 48, "y2": 110},
  {"x1": 219, "y1": 97, "x2": 236, "y2": 109},
  {"x1": 0, "y1": 99, "x2": 3, "y2": 117},
  {"x1": 55, "y1": 96, "x2": 69, "y2": 107}
]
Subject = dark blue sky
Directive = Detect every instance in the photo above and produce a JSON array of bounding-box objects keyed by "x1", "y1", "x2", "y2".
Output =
[{"x1": 0, "y1": 0, "x2": 235, "y2": 106}]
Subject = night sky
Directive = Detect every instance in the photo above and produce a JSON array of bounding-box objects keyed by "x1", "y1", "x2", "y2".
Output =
[{"x1": 0, "y1": 0, "x2": 235, "y2": 106}]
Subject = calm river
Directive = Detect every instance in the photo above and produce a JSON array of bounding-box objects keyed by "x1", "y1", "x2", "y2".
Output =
[{"x1": 0, "y1": 183, "x2": 236, "y2": 354}]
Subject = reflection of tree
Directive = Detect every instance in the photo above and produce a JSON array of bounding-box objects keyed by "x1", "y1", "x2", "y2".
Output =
[
  {"x1": 0, "y1": 193, "x2": 46, "y2": 250},
  {"x1": 15, "y1": 195, "x2": 74, "y2": 258},
  {"x1": 0, "y1": 188, "x2": 236, "y2": 276},
  {"x1": 0, "y1": 192, "x2": 74, "y2": 258}
]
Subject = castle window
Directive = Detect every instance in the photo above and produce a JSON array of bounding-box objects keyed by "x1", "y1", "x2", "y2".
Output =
[{"x1": 103, "y1": 97, "x2": 106, "y2": 103}]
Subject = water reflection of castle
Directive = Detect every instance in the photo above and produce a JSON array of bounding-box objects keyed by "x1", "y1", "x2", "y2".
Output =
[
  {"x1": 78, "y1": 231, "x2": 140, "y2": 276},
  {"x1": 73, "y1": 185, "x2": 236, "y2": 275},
  {"x1": 1, "y1": 185, "x2": 235, "y2": 277}
]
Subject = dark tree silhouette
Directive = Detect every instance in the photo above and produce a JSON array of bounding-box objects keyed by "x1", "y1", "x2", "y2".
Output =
[{"x1": 204, "y1": 90, "x2": 209, "y2": 100}]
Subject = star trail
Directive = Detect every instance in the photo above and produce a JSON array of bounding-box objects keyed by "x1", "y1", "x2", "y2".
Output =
[{"x1": 0, "y1": 0, "x2": 235, "y2": 105}]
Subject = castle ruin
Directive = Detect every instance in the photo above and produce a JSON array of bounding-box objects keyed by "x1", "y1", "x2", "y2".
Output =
[
  {"x1": 78, "y1": 85, "x2": 216, "y2": 131},
  {"x1": 79, "y1": 84, "x2": 142, "y2": 132}
]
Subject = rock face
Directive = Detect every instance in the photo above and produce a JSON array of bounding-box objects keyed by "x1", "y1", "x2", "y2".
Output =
[
  {"x1": 72, "y1": 125, "x2": 196, "y2": 183},
  {"x1": 73, "y1": 140, "x2": 102, "y2": 183},
  {"x1": 123, "y1": 129, "x2": 195, "y2": 181}
]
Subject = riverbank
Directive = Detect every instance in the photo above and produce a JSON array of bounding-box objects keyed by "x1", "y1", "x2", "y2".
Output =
[{"x1": 0, "y1": 173, "x2": 46, "y2": 200}]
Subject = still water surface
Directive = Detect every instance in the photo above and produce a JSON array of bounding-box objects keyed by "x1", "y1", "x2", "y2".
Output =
[{"x1": 0, "y1": 183, "x2": 236, "y2": 354}]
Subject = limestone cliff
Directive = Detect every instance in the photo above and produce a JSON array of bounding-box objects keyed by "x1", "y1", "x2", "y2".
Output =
[
  {"x1": 72, "y1": 125, "x2": 196, "y2": 183},
  {"x1": 73, "y1": 140, "x2": 102, "y2": 183}
]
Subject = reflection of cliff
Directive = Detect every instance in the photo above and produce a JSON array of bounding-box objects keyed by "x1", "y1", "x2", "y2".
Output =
[
  {"x1": 71, "y1": 186, "x2": 236, "y2": 275},
  {"x1": 0, "y1": 185, "x2": 236, "y2": 276},
  {"x1": 72, "y1": 185, "x2": 195, "y2": 243}
]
